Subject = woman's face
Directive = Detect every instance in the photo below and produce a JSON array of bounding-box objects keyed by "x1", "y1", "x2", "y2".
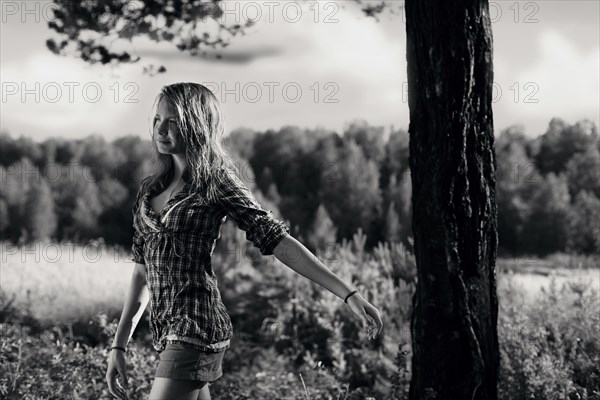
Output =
[{"x1": 153, "y1": 98, "x2": 186, "y2": 155}]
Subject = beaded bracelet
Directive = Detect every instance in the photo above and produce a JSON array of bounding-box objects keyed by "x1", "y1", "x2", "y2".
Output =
[
  {"x1": 344, "y1": 290, "x2": 358, "y2": 303},
  {"x1": 110, "y1": 346, "x2": 127, "y2": 353}
]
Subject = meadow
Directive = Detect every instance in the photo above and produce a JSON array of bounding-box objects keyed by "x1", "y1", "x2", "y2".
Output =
[{"x1": 1, "y1": 238, "x2": 598, "y2": 400}]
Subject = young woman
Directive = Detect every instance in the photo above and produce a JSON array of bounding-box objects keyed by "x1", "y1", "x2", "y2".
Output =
[{"x1": 105, "y1": 82, "x2": 383, "y2": 400}]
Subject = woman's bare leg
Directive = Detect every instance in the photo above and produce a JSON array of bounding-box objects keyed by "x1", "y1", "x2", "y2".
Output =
[
  {"x1": 148, "y1": 377, "x2": 207, "y2": 400},
  {"x1": 197, "y1": 383, "x2": 211, "y2": 400}
]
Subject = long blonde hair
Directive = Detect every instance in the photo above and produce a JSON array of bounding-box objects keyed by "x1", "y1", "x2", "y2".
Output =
[{"x1": 146, "y1": 82, "x2": 237, "y2": 204}]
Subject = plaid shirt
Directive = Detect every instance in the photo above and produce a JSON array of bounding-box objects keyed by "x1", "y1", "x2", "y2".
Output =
[{"x1": 130, "y1": 168, "x2": 290, "y2": 353}]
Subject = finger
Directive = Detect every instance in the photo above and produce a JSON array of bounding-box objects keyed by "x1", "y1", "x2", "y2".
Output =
[
  {"x1": 117, "y1": 376, "x2": 129, "y2": 400},
  {"x1": 107, "y1": 373, "x2": 126, "y2": 400},
  {"x1": 115, "y1": 375, "x2": 128, "y2": 399},
  {"x1": 116, "y1": 363, "x2": 128, "y2": 389},
  {"x1": 364, "y1": 311, "x2": 379, "y2": 340},
  {"x1": 114, "y1": 378, "x2": 127, "y2": 400},
  {"x1": 367, "y1": 316, "x2": 377, "y2": 339},
  {"x1": 368, "y1": 308, "x2": 384, "y2": 336},
  {"x1": 109, "y1": 369, "x2": 128, "y2": 400}
]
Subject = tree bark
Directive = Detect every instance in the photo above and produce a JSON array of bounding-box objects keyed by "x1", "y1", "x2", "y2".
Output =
[{"x1": 405, "y1": 1, "x2": 499, "y2": 399}]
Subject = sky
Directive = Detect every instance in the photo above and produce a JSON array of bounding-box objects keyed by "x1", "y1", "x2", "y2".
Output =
[{"x1": 1, "y1": 0, "x2": 598, "y2": 142}]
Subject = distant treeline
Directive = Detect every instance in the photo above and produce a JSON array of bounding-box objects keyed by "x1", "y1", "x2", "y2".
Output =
[{"x1": 1, "y1": 116, "x2": 598, "y2": 256}]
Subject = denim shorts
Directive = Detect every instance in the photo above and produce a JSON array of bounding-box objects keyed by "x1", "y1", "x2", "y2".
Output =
[{"x1": 155, "y1": 341, "x2": 226, "y2": 382}]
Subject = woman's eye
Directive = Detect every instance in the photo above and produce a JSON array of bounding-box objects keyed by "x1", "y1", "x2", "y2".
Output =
[{"x1": 153, "y1": 116, "x2": 177, "y2": 128}]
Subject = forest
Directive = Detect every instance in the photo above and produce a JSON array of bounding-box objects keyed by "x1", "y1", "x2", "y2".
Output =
[
  {"x1": 1, "y1": 117, "x2": 599, "y2": 399},
  {"x1": 1, "y1": 116, "x2": 599, "y2": 257}
]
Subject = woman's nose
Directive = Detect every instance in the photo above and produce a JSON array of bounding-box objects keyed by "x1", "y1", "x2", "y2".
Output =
[{"x1": 156, "y1": 121, "x2": 169, "y2": 136}]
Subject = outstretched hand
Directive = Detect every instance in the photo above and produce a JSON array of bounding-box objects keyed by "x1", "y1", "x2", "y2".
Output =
[{"x1": 345, "y1": 292, "x2": 383, "y2": 340}]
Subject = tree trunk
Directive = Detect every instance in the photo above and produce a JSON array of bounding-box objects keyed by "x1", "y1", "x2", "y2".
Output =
[{"x1": 405, "y1": 1, "x2": 499, "y2": 399}]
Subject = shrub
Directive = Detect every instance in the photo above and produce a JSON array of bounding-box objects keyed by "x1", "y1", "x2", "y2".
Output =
[{"x1": 498, "y1": 274, "x2": 600, "y2": 400}]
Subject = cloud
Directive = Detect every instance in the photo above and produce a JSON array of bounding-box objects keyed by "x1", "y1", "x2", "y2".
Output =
[
  {"x1": 136, "y1": 45, "x2": 283, "y2": 65},
  {"x1": 1, "y1": 51, "x2": 144, "y2": 139},
  {"x1": 510, "y1": 29, "x2": 599, "y2": 122},
  {"x1": 2, "y1": 1, "x2": 597, "y2": 140}
]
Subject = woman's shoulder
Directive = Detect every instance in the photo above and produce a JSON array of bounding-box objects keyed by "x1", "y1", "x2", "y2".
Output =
[
  {"x1": 190, "y1": 168, "x2": 236, "y2": 206},
  {"x1": 216, "y1": 166, "x2": 248, "y2": 190}
]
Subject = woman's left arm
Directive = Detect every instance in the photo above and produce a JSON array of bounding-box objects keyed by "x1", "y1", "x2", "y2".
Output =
[{"x1": 272, "y1": 234, "x2": 383, "y2": 340}]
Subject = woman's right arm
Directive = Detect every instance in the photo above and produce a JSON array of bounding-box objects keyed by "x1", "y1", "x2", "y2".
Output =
[
  {"x1": 112, "y1": 262, "x2": 149, "y2": 348},
  {"x1": 106, "y1": 263, "x2": 149, "y2": 399},
  {"x1": 115, "y1": 176, "x2": 150, "y2": 347}
]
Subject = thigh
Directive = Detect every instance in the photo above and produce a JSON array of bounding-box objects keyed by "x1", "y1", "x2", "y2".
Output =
[
  {"x1": 197, "y1": 383, "x2": 211, "y2": 400},
  {"x1": 148, "y1": 377, "x2": 207, "y2": 400}
]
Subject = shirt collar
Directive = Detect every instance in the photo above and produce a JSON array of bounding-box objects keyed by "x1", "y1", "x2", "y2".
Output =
[{"x1": 147, "y1": 169, "x2": 193, "y2": 197}]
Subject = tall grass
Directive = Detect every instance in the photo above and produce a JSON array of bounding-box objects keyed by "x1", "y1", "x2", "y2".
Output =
[{"x1": 1, "y1": 239, "x2": 599, "y2": 399}]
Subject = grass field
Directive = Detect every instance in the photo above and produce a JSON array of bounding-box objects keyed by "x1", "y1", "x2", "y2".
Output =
[
  {"x1": 1, "y1": 241, "x2": 137, "y2": 323},
  {"x1": 2, "y1": 241, "x2": 596, "y2": 323},
  {"x1": 1, "y1": 241, "x2": 598, "y2": 399}
]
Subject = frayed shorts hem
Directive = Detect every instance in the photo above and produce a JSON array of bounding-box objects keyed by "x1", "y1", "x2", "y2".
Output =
[{"x1": 154, "y1": 365, "x2": 223, "y2": 382}]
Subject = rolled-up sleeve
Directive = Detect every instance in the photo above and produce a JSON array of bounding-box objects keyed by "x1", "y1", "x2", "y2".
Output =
[
  {"x1": 218, "y1": 170, "x2": 290, "y2": 256},
  {"x1": 131, "y1": 177, "x2": 148, "y2": 265}
]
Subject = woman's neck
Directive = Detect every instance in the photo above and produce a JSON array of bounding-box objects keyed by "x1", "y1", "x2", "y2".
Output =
[{"x1": 172, "y1": 154, "x2": 187, "y2": 180}]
